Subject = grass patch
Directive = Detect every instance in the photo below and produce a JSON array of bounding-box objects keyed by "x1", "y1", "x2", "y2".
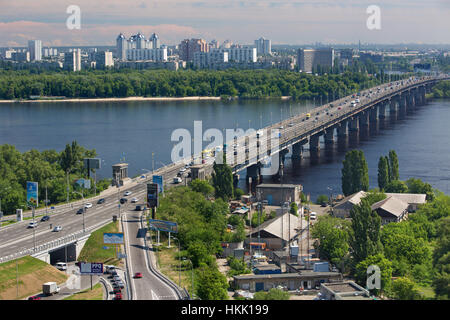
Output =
[
  {"x1": 63, "y1": 283, "x2": 103, "y2": 300},
  {"x1": 417, "y1": 285, "x2": 435, "y2": 300},
  {"x1": 77, "y1": 221, "x2": 121, "y2": 266},
  {"x1": 152, "y1": 236, "x2": 195, "y2": 296},
  {"x1": 0, "y1": 256, "x2": 68, "y2": 300}
]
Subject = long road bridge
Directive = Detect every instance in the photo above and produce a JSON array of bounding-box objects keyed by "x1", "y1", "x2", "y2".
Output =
[{"x1": 219, "y1": 75, "x2": 449, "y2": 184}]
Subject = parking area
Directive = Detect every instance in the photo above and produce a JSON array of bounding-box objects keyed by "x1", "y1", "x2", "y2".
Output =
[{"x1": 103, "y1": 265, "x2": 129, "y2": 300}]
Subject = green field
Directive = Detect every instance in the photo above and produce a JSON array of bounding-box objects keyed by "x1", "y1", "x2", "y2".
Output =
[
  {"x1": 0, "y1": 256, "x2": 67, "y2": 300},
  {"x1": 77, "y1": 221, "x2": 121, "y2": 266}
]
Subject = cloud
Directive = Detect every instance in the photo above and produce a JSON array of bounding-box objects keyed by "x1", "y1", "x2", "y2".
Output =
[{"x1": 0, "y1": 1, "x2": 448, "y2": 45}]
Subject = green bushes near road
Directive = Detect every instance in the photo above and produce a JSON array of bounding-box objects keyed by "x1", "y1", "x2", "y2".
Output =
[
  {"x1": 77, "y1": 221, "x2": 120, "y2": 266},
  {"x1": 0, "y1": 142, "x2": 111, "y2": 216}
]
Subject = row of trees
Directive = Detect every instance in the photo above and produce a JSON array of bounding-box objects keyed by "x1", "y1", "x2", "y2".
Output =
[
  {"x1": 0, "y1": 68, "x2": 404, "y2": 101},
  {"x1": 0, "y1": 142, "x2": 110, "y2": 215}
]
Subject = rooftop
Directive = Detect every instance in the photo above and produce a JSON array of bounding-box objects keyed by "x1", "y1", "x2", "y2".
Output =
[{"x1": 371, "y1": 196, "x2": 409, "y2": 217}]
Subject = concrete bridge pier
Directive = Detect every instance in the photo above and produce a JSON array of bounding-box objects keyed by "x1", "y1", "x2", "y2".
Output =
[
  {"x1": 378, "y1": 101, "x2": 387, "y2": 119},
  {"x1": 358, "y1": 111, "x2": 370, "y2": 139},
  {"x1": 291, "y1": 141, "x2": 305, "y2": 160},
  {"x1": 407, "y1": 92, "x2": 416, "y2": 113},
  {"x1": 398, "y1": 94, "x2": 408, "y2": 118},
  {"x1": 419, "y1": 86, "x2": 426, "y2": 106},
  {"x1": 337, "y1": 120, "x2": 348, "y2": 151},
  {"x1": 324, "y1": 127, "x2": 335, "y2": 146},
  {"x1": 389, "y1": 99, "x2": 398, "y2": 122},
  {"x1": 309, "y1": 133, "x2": 321, "y2": 161}
]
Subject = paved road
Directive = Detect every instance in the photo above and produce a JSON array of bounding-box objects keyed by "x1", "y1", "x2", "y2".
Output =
[{"x1": 123, "y1": 209, "x2": 179, "y2": 300}]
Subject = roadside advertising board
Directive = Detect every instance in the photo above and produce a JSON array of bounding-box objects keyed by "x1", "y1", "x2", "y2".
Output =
[{"x1": 148, "y1": 219, "x2": 178, "y2": 233}]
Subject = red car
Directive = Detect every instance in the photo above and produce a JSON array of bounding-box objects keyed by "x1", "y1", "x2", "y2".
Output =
[
  {"x1": 115, "y1": 292, "x2": 123, "y2": 300},
  {"x1": 28, "y1": 296, "x2": 41, "y2": 300},
  {"x1": 134, "y1": 272, "x2": 143, "y2": 278}
]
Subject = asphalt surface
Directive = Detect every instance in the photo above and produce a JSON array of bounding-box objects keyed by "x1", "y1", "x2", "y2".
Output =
[{"x1": 123, "y1": 209, "x2": 179, "y2": 300}]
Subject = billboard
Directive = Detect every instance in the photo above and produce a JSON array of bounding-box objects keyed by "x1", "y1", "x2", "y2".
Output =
[
  {"x1": 147, "y1": 183, "x2": 159, "y2": 208},
  {"x1": 103, "y1": 233, "x2": 124, "y2": 244},
  {"x1": 148, "y1": 219, "x2": 178, "y2": 233},
  {"x1": 84, "y1": 158, "x2": 101, "y2": 170},
  {"x1": 26, "y1": 181, "x2": 38, "y2": 208},
  {"x1": 152, "y1": 175, "x2": 164, "y2": 194},
  {"x1": 80, "y1": 262, "x2": 103, "y2": 275},
  {"x1": 76, "y1": 178, "x2": 91, "y2": 189}
]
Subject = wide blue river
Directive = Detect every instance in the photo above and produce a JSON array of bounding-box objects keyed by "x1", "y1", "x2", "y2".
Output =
[{"x1": 0, "y1": 99, "x2": 449, "y2": 201}]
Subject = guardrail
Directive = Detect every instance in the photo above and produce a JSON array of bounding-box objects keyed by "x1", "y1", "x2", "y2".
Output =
[{"x1": 0, "y1": 218, "x2": 113, "y2": 264}]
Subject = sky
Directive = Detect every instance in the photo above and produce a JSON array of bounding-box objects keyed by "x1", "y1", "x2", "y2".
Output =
[{"x1": 0, "y1": 0, "x2": 449, "y2": 47}]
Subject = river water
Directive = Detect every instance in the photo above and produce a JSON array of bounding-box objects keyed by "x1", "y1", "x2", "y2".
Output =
[{"x1": 1, "y1": 99, "x2": 449, "y2": 201}]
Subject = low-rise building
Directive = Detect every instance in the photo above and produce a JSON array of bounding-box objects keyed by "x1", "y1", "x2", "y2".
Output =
[
  {"x1": 233, "y1": 271, "x2": 342, "y2": 292},
  {"x1": 255, "y1": 183, "x2": 302, "y2": 206},
  {"x1": 319, "y1": 281, "x2": 372, "y2": 300}
]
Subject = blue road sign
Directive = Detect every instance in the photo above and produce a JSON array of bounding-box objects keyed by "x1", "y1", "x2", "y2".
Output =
[
  {"x1": 148, "y1": 219, "x2": 178, "y2": 233},
  {"x1": 153, "y1": 175, "x2": 164, "y2": 194}
]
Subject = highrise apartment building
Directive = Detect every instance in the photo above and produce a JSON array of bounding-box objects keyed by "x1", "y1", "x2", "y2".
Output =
[
  {"x1": 95, "y1": 51, "x2": 114, "y2": 69},
  {"x1": 254, "y1": 37, "x2": 271, "y2": 55},
  {"x1": 28, "y1": 40, "x2": 42, "y2": 61},
  {"x1": 64, "y1": 49, "x2": 82, "y2": 71},
  {"x1": 179, "y1": 39, "x2": 209, "y2": 62},
  {"x1": 297, "y1": 48, "x2": 335, "y2": 73}
]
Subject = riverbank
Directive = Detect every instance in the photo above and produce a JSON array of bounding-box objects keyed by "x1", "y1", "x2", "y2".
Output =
[
  {"x1": 0, "y1": 96, "x2": 293, "y2": 103},
  {"x1": 0, "y1": 96, "x2": 222, "y2": 103}
]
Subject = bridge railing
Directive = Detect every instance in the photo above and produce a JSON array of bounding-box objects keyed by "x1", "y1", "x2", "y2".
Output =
[{"x1": 0, "y1": 218, "x2": 112, "y2": 264}]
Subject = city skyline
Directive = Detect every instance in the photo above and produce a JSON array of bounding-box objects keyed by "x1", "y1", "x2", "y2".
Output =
[{"x1": 0, "y1": 0, "x2": 449, "y2": 47}]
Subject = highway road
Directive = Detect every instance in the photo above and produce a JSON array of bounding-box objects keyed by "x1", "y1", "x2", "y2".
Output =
[{"x1": 123, "y1": 209, "x2": 179, "y2": 300}]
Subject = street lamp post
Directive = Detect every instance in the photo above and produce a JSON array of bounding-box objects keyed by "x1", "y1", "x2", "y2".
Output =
[{"x1": 184, "y1": 258, "x2": 195, "y2": 299}]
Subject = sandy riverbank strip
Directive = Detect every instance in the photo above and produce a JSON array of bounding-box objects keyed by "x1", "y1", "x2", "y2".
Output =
[
  {"x1": 0, "y1": 96, "x2": 292, "y2": 103},
  {"x1": 0, "y1": 96, "x2": 224, "y2": 103}
]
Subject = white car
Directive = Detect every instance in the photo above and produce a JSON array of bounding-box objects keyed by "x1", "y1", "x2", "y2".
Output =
[
  {"x1": 131, "y1": 197, "x2": 138, "y2": 203},
  {"x1": 179, "y1": 167, "x2": 186, "y2": 173},
  {"x1": 124, "y1": 191, "x2": 132, "y2": 196},
  {"x1": 56, "y1": 262, "x2": 67, "y2": 271},
  {"x1": 28, "y1": 222, "x2": 38, "y2": 228},
  {"x1": 53, "y1": 226, "x2": 62, "y2": 232},
  {"x1": 84, "y1": 203, "x2": 93, "y2": 209}
]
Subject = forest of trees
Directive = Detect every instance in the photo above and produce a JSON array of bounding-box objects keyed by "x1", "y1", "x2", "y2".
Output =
[
  {"x1": 0, "y1": 68, "x2": 407, "y2": 101},
  {"x1": 0, "y1": 142, "x2": 110, "y2": 216}
]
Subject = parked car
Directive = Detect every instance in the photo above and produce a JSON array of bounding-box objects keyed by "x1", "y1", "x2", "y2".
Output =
[
  {"x1": 113, "y1": 287, "x2": 121, "y2": 294},
  {"x1": 41, "y1": 215, "x2": 50, "y2": 222},
  {"x1": 28, "y1": 295, "x2": 41, "y2": 300},
  {"x1": 115, "y1": 292, "x2": 123, "y2": 300},
  {"x1": 97, "y1": 198, "x2": 105, "y2": 204}
]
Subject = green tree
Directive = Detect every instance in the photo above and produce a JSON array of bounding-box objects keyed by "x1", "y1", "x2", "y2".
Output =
[
  {"x1": 349, "y1": 199, "x2": 383, "y2": 265},
  {"x1": 391, "y1": 277, "x2": 422, "y2": 300},
  {"x1": 355, "y1": 253, "x2": 393, "y2": 296},
  {"x1": 311, "y1": 215, "x2": 351, "y2": 266},
  {"x1": 388, "y1": 150, "x2": 399, "y2": 181},
  {"x1": 378, "y1": 156, "x2": 389, "y2": 191},
  {"x1": 195, "y1": 265, "x2": 229, "y2": 300},
  {"x1": 363, "y1": 190, "x2": 387, "y2": 206},
  {"x1": 189, "y1": 179, "x2": 214, "y2": 198},
  {"x1": 432, "y1": 217, "x2": 450, "y2": 299},
  {"x1": 211, "y1": 155, "x2": 234, "y2": 201},
  {"x1": 406, "y1": 178, "x2": 434, "y2": 201},
  {"x1": 316, "y1": 194, "x2": 329, "y2": 205},
  {"x1": 341, "y1": 150, "x2": 369, "y2": 196},
  {"x1": 385, "y1": 180, "x2": 408, "y2": 193},
  {"x1": 290, "y1": 202, "x2": 299, "y2": 216},
  {"x1": 253, "y1": 288, "x2": 290, "y2": 300}
]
